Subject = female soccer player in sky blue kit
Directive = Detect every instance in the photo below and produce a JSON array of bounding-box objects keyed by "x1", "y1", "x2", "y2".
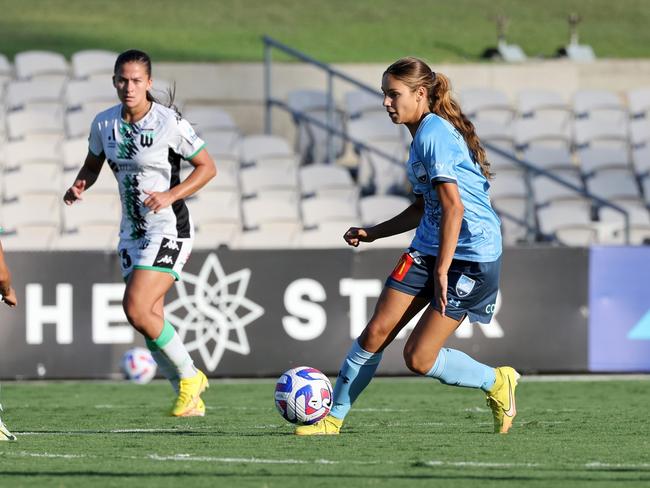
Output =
[
  {"x1": 64, "y1": 50, "x2": 216, "y2": 417},
  {"x1": 296, "y1": 57, "x2": 519, "y2": 435}
]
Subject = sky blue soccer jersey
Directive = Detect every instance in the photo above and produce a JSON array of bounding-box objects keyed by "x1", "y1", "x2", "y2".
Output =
[{"x1": 406, "y1": 113, "x2": 502, "y2": 262}]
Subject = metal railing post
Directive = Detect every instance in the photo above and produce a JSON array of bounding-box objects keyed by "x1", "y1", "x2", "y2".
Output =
[
  {"x1": 326, "y1": 71, "x2": 334, "y2": 164},
  {"x1": 263, "y1": 38, "x2": 272, "y2": 135}
]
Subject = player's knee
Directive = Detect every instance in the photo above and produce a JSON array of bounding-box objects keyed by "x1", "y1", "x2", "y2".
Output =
[
  {"x1": 122, "y1": 296, "x2": 146, "y2": 331},
  {"x1": 403, "y1": 348, "x2": 434, "y2": 376},
  {"x1": 359, "y1": 320, "x2": 394, "y2": 351}
]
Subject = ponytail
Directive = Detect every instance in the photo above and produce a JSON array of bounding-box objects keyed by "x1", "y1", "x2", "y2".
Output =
[{"x1": 384, "y1": 57, "x2": 492, "y2": 179}]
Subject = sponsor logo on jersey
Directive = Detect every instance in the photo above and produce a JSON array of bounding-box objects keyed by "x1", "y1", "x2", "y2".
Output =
[
  {"x1": 140, "y1": 130, "x2": 155, "y2": 147},
  {"x1": 411, "y1": 161, "x2": 428, "y2": 183},
  {"x1": 455, "y1": 274, "x2": 476, "y2": 297}
]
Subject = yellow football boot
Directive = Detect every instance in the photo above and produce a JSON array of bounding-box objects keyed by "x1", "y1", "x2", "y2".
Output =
[
  {"x1": 294, "y1": 415, "x2": 343, "y2": 436},
  {"x1": 171, "y1": 370, "x2": 209, "y2": 417},
  {"x1": 486, "y1": 366, "x2": 520, "y2": 434}
]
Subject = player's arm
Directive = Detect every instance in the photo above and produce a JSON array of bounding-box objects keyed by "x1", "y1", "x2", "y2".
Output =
[
  {"x1": 0, "y1": 240, "x2": 17, "y2": 307},
  {"x1": 344, "y1": 195, "x2": 424, "y2": 246},
  {"x1": 63, "y1": 151, "x2": 106, "y2": 205},
  {"x1": 433, "y1": 182, "x2": 464, "y2": 315},
  {"x1": 143, "y1": 148, "x2": 217, "y2": 212}
]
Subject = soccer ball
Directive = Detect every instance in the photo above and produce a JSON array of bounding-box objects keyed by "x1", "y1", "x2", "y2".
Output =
[
  {"x1": 121, "y1": 347, "x2": 157, "y2": 384},
  {"x1": 274, "y1": 366, "x2": 333, "y2": 425}
]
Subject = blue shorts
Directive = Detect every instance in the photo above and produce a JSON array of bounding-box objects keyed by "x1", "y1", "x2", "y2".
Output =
[{"x1": 385, "y1": 249, "x2": 501, "y2": 323}]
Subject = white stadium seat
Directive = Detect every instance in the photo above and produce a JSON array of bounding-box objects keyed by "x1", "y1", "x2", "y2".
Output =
[
  {"x1": 239, "y1": 134, "x2": 294, "y2": 166},
  {"x1": 301, "y1": 197, "x2": 359, "y2": 228},
  {"x1": 14, "y1": 50, "x2": 69, "y2": 80},
  {"x1": 71, "y1": 50, "x2": 118, "y2": 79},
  {"x1": 359, "y1": 195, "x2": 411, "y2": 226}
]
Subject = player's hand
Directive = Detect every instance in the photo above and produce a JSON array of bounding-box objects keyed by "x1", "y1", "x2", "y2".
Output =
[
  {"x1": 343, "y1": 227, "x2": 375, "y2": 247},
  {"x1": 143, "y1": 190, "x2": 174, "y2": 213},
  {"x1": 434, "y1": 272, "x2": 448, "y2": 317},
  {"x1": 63, "y1": 180, "x2": 86, "y2": 205},
  {"x1": 1, "y1": 286, "x2": 17, "y2": 307}
]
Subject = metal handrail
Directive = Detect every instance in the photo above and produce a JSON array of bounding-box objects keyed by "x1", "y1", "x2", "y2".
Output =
[{"x1": 263, "y1": 35, "x2": 631, "y2": 245}]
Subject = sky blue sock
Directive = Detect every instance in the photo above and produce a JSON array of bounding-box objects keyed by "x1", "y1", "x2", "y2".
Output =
[
  {"x1": 426, "y1": 347, "x2": 496, "y2": 391},
  {"x1": 329, "y1": 340, "x2": 383, "y2": 420}
]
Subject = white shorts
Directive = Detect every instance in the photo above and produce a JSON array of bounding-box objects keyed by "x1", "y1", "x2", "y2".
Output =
[{"x1": 118, "y1": 235, "x2": 193, "y2": 281}]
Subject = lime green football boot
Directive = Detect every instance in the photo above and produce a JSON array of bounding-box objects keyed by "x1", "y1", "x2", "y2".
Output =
[
  {"x1": 295, "y1": 415, "x2": 343, "y2": 436},
  {"x1": 486, "y1": 366, "x2": 520, "y2": 434}
]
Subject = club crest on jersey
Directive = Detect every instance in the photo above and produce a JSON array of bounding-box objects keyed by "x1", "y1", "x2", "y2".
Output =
[
  {"x1": 140, "y1": 130, "x2": 155, "y2": 147},
  {"x1": 412, "y1": 161, "x2": 428, "y2": 183},
  {"x1": 455, "y1": 274, "x2": 476, "y2": 297}
]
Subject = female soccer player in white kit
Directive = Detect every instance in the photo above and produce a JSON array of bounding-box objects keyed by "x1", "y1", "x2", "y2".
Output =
[
  {"x1": 297, "y1": 57, "x2": 519, "y2": 435},
  {"x1": 64, "y1": 50, "x2": 216, "y2": 417}
]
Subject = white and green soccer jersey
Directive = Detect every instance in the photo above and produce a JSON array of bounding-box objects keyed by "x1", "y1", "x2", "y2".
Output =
[{"x1": 88, "y1": 102, "x2": 205, "y2": 240}]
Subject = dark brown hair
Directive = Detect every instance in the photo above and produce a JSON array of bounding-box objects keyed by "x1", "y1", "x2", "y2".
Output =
[{"x1": 384, "y1": 57, "x2": 492, "y2": 179}]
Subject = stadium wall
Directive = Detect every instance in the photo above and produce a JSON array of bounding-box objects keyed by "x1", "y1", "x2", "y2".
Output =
[
  {"x1": 2, "y1": 246, "x2": 647, "y2": 380},
  {"x1": 156, "y1": 59, "x2": 650, "y2": 139}
]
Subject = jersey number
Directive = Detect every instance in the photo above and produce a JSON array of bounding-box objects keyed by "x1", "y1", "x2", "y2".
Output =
[{"x1": 120, "y1": 249, "x2": 132, "y2": 269}]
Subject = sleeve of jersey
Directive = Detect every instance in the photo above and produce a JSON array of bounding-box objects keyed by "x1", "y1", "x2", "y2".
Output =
[
  {"x1": 87, "y1": 116, "x2": 104, "y2": 157},
  {"x1": 415, "y1": 125, "x2": 462, "y2": 186},
  {"x1": 172, "y1": 118, "x2": 206, "y2": 160}
]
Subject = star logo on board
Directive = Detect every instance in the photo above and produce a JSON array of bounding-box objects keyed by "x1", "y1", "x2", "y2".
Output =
[{"x1": 164, "y1": 253, "x2": 264, "y2": 371}]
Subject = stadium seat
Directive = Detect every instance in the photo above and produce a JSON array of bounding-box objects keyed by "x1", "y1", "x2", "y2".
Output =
[
  {"x1": 201, "y1": 130, "x2": 240, "y2": 156},
  {"x1": 632, "y1": 146, "x2": 650, "y2": 175},
  {"x1": 577, "y1": 147, "x2": 632, "y2": 175},
  {"x1": 347, "y1": 113, "x2": 406, "y2": 147},
  {"x1": 183, "y1": 155, "x2": 239, "y2": 192},
  {"x1": 287, "y1": 89, "x2": 330, "y2": 112},
  {"x1": 299, "y1": 164, "x2": 357, "y2": 200},
  {"x1": 2, "y1": 136, "x2": 62, "y2": 169},
  {"x1": 70, "y1": 49, "x2": 118, "y2": 79},
  {"x1": 61, "y1": 193, "x2": 121, "y2": 232},
  {"x1": 65, "y1": 107, "x2": 97, "y2": 138},
  {"x1": 183, "y1": 106, "x2": 237, "y2": 133},
  {"x1": 239, "y1": 165, "x2": 298, "y2": 200},
  {"x1": 301, "y1": 197, "x2": 359, "y2": 228},
  {"x1": 5, "y1": 78, "x2": 66, "y2": 110},
  {"x1": 239, "y1": 134, "x2": 294, "y2": 166},
  {"x1": 241, "y1": 197, "x2": 300, "y2": 229},
  {"x1": 629, "y1": 119, "x2": 650, "y2": 147},
  {"x1": 298, "y1": 220, "x2": 357, "y2": 249},
  {"x1": 186, "y1": 196, "x2": 241, "y2": 249},
  {"x1": 3, "y1": 163, "x2": 62, "y2": 200},
  {"x1": 14, "y1": 50, "x2": 69, "y2": 80},
  {"x1": 513, "y1": 117, "x2": 571, "y2": 150},
  {"x1": 531, "y1": 169, "x2": 585, "y2": 206},
  {"x1": 627, "y1": 87, "x2": 650, "y2": 119},
  {"x1": 253, "y1": 155, "x2": 300, "y2": 172},
  {"x1": 460, "y1": 88, "x2": 515, "y2": 125},
  {"x1": 293, "y1": 107, "x2": 346, "y2": 164},
  {"x1": 574, "y1": 119, "x2": 629, "y2": 149},
  {"x1": 344, "y1": 89, "x2": 384, "y2": 119},
  {"x1": 474, "y1": 119, "x2": 515, "y2": 149},
  {"x1": 357, "y1": 139, "x2": 408, "y2": 195},
  {"x1": 6, "y1": 108, "x2": 64, "y2": 140},
  {"x1": 235, "y1": 223, "x2": 300, "y2": 249},
  {"x1": 485, "y1": 145, "x2": 520, "y2": 171},
  {"x1": 64, "y1": 78, "x2": 116, "y2": 110},
  {"x1": 53, "y1": 223, "x2": 119, "y2": 250},
  {"x1": 62, "y1": 137, "x2": 89, "y2": 170},
  {"x1": 359, "y1": 195, "x2": 411, "y2": 226},
  {"x1": 573, "y1": 89, "x2": 627, "y2": 124},
  {"x1": 585, "y1": 168, "x2": 641, "y2": 200},
  {"x1": 489, "y1": 169, "x2": 527, "y2": 199},
  {"x1": 1, "y1": 223, "x2": 59, "y2": 250},
  {"x1": 537, "y1": 199, "x2": 595, "y2": 244},
  {"x1": 491, "y1": 196, "x2": 531, "y2": 245},
  {"x1": 517, "y1": 89, "x2": 572, "y2": 127},
  {"x1": 522, "y1": 145, "x2": 575, "y2": 171}
]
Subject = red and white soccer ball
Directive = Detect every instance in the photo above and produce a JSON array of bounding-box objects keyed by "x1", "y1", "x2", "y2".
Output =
[
  {"x1": 274, "y1": 366, "x2": 333, "y2": 425},
  {"x1": 121, "y1": 347, "x2": 157, "y2": 384}
]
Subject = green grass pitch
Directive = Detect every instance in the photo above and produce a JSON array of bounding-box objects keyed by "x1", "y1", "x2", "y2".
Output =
[{"x1": 1, "y1": 377, "x2": 650, "y2": 487}]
